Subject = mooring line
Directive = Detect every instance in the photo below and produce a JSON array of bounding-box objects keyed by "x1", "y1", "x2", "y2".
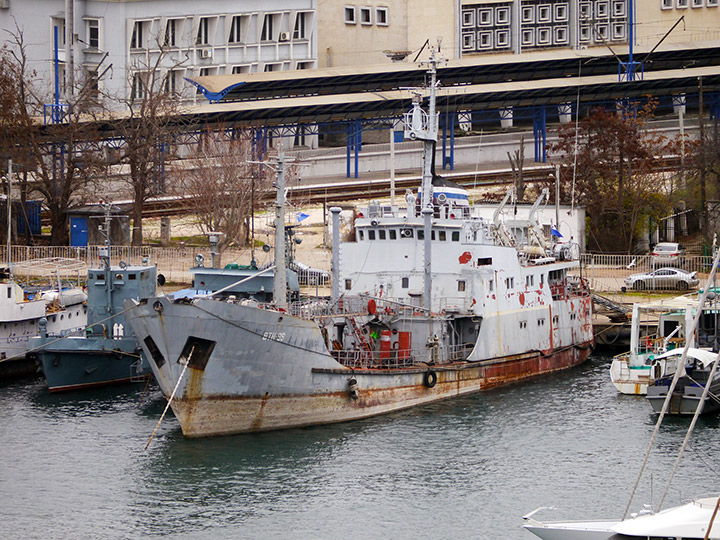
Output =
[{"x1": 145, "y1": 360, "x2": 190, "y2": 450}]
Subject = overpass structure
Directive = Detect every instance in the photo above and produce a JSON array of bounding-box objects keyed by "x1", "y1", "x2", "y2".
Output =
[{"x1": 180, "y1": 42, "x2": 720, "y2": 176}]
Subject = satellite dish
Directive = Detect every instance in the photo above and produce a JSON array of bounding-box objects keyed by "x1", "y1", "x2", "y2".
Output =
[{"x1": 194, "y1": 254, "x2": 205, "y2": 266}]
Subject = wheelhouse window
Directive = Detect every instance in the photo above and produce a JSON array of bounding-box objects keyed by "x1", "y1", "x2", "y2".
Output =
[
  {"x1": 345, "y1": 279, "x2": 352, "y2": 290},
  {"x1": 401, "y1": 277, "x2": 409, "y2": 288},
  {"x1": 389, "y1": 229, "x2": 397, "y2": 240},
  {"x1": 458, "y1": 280, "x2": 466, "y2": 292},
  {"x1": 368, "y1": 230, "x2": 376, "y2": 240},
  {"x1": 378, "y1": 229, "x2": 386, "y2": 240}
]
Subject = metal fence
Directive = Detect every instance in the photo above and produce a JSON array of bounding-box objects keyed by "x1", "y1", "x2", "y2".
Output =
[
  {"x1": 580, "y1": 253, "x2": 713, "y2": 293},
  {"x1": 1, "y1": 244, "x2": 713, "y2": 293}
]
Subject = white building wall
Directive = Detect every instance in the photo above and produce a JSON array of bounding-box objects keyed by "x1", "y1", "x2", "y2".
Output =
[{"x1": 0, "y1": 0, "x2": 317, "y2": 106}]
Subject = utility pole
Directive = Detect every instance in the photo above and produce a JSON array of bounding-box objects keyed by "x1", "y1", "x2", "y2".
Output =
[{"x1": 699, "y1": 76, "x2": 707, "y2": 236}]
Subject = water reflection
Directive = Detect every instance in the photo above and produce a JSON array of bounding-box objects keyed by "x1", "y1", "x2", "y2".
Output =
[{"x1": 3, "y1": 354, "x2": 720, "y2": 539}]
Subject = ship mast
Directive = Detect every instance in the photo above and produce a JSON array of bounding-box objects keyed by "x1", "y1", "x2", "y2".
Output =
[
  {"x1": 273, "y1": 152, "x2": 287, "y2": 308},
  {"x1": 404, "y1": 44, "x2": 443, "y2": 312}
]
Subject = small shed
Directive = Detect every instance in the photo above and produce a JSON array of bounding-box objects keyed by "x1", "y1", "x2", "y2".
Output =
[{"x1": 67, "y1": 205, "x2": 131, "y2": 247}]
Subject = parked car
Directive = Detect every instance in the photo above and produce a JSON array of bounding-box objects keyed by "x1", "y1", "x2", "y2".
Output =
[
  {"x1": 651, "y1": 242, "x2": 685, "y2": 267},
  {"x1": 624, "y1": 267, "x2": 699, "y2": 291}
]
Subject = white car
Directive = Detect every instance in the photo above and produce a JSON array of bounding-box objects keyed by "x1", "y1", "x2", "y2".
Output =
[
  {"x1": 624, "y1": 267, "x2": 699, "y2": 291},
  {"x1": 651, "y1": 242, "x2": 685, "y2": 267}
]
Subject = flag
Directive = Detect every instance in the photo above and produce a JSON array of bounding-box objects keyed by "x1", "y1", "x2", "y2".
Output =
[
  {"x1": 296, "y1": 212, "x2": 310, "y2": 222},
  {"x1": 551, "y1": 226, "x2": 563, "y2": 238}
]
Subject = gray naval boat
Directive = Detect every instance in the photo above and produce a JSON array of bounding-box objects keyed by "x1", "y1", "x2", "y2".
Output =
[
  {"x1": 124, "y1": 49, "x2": 594, "y2": 438},
  {"x1": 32, "y1": 207, "x2": 158, "y2": 392}
]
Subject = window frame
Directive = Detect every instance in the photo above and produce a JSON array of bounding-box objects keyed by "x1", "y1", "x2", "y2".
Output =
[
  {"x1": 376, "y1": 7, "x2": 389, "y2": 26},
  {"x1": 360, "y1": 6, "x2": 372, "y2": 25},
  {"x1": 344, "y1": 5, "x2": 357, "y2": 24},
  {"x1": 85, "y1": 18, "x2": 102, "y2": 50},
  {"x1": 130, "y1": 21, "x2": 145, "y2": 49}
]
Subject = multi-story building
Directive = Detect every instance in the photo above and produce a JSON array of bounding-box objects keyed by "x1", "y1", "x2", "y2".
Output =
[
  {"x1": 318, "y1": 0, "x2": 720, "y2": 66},
  {"x1": 0, "y1": 1, "x2": 317, "y2": 104}
]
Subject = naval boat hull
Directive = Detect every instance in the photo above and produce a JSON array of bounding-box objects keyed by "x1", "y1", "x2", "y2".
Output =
[
  {"x1": 127, "y1": 296, "x2": 592, "y2": 438},
  {"x1": 35, "y1": 336, "x2": 149, "y2": 392}
]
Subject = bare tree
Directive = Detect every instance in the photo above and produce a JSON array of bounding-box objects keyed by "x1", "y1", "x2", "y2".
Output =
[
  {"x1": 113, "y1": 41, "x2": 187, "y2": 246},
  {"x1": 507, "y1": 135, "x2": 526, "y2": 201},
  {"x1": 175, "y1": 128, "x2": 273, "y2": 252},
  {"x1": 0, "y1": 26, "x2": 107, "y2": 245},
  {"x1": 548, "y1": 101, "x2": 677, "y2": 253}
]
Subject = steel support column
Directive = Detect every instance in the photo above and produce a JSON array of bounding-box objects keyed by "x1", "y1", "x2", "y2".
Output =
[
  {"x1": 533, "y1": 107, "x2": 547, "y2": 163},
  {"x1": 346, "y1": 120, "x2": 361, "y2": 178},
  {"x1": 441, "y1": 111, "x2": 455, "y2": 170}
]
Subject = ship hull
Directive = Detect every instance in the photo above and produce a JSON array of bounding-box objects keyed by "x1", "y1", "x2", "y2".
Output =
[
  {"x1": 127, "y1": 297, "x2": 592, "y2": 438},
  {"x1": 609, "y1": 357, "x2": 651, "y2": 395},
  {"x1": 170, "y1": 346, "x2": 591, "y2": 438},
  {"x1": 33, "y1": 337, "x2": 149, "y2": 392}
]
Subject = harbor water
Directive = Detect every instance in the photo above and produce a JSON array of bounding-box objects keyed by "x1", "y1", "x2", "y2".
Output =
[{"x1": 2, "y1": 353, "x2": 720, "y2": 539}]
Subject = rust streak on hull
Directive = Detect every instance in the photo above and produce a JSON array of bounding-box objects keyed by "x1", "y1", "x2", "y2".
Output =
[{"x1": 170, "y1": 343, "x2": 592, "y2": 438}]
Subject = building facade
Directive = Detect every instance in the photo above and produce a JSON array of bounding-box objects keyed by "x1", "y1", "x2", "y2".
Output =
[
  {"x1": 317, "y1": 0, "x2": 720, "y2": 66},
  {"x1": 0, "y1": 0, "x2": 317, "y2": 104}
]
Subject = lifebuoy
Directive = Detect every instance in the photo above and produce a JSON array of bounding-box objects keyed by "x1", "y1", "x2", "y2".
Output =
[{"x1": 424, "y1": 371, "x2": 437, "y2": 388}]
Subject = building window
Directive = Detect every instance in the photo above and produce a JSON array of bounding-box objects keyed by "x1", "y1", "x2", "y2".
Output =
[
  {"x1": 496, "y1": 6, "x2": 510, "y2": 24},
  {"x1": 52, "y1": 18, "x2": 67, "y2": 46},
  {"x1": 463, "y1": 9, "x2": 475, "y2": 26},
  {"x1": 165, "y1": 19, "x2": 177, "y2": 47},
  {"x1": 229, "y1": 16, "x2": 244, "y2": 43},
  {"x1": 537, "y1": 4, "x2": 551, "y2": 22},
  {"x1": 360, "y1": 6, "x2": 372, "y2": 24},
  {"x1": 708, "y1": 0, "x2": 718, "y2": 7},
  {"x1": 345, "y1": 6, "x2": 357, "y2": 23},
  {"x1": 293, "y1": 12, "x2": 307, "y2": 39},
  {"x1": 164, "y1": 70, "x2": 178, "y2": 95},
  {"x1": 86, "y1": 18, "x2": 101, "y2": 49},
  {"x1": 555, "y1": 3, "x2": 569, "y2": 21},
  {"x1": 677, "y1": 0, "x2": 689, "y2": 7},
  {"x1": 661, "y1": 0, "x2": 673, "y2": 7},
  {"x1": 131, "y1": 73, "x2": 145, "y2": 100},
  {"x1": 130, "y1": 21, "x2": 144, "y2": 49},
  {"x1": 260, "y1": 14, "x2": 274, "y2": 41},
  {"x1": 376, "y1": 7, "x2": 389, "y2": 25},
  {"x1": 197, "y1": 17, "x2": 210, "y2": 45}
]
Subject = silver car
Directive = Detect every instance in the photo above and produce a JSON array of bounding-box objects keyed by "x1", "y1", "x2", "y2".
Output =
[
  {"x1": 624, "y1": 267, "x2": 699, "y2": 291},
  {"x1": 651, "y1": 242, "x2": 685, "y2": 267}
]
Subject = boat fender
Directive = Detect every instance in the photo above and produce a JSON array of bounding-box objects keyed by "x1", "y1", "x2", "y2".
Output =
[
  {"x1": 424, "y1": 371, "x2": 437, "y2": 388},
  {"x1": 348, "y1": 377, "x2": 359, "y2": 400}
]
